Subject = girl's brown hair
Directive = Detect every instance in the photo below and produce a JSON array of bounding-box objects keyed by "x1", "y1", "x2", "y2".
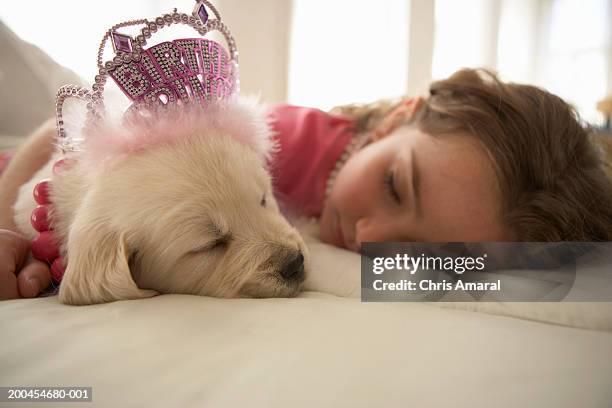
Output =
[{"x1": 333, "y1": 68, "x2": 612, "y2": 241}]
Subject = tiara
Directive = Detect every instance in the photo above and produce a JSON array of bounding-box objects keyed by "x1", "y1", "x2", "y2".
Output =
[{"x1": 55, "y1": 0, "x2": 239, "y2": 153}]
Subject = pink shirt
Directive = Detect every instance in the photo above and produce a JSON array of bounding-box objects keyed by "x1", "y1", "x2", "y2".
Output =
[{"x1": 267, "y1": 104, "x2": 356, "y2": 217}]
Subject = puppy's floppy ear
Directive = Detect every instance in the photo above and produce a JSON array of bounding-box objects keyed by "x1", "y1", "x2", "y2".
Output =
[{"x1": 58, "y1": 222, "x2": 158, "y2": 305}]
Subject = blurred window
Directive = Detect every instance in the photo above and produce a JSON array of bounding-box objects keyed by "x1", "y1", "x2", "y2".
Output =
[{"x1": 288, "y1": 0, "x2": 408, "y2": 110}]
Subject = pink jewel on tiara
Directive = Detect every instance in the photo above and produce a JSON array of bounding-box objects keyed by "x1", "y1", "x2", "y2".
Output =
[
  {"x1": 111, "y1": 32, "x2": 134, "y2": 54},
  {"x1": 194, "y1": 2, "x2": 209, "y2": 24}
]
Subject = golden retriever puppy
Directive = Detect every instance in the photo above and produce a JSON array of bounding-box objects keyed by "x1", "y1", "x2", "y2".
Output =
[{"x1": 12, "y1": 97, "x2": 308, "y2": 305}]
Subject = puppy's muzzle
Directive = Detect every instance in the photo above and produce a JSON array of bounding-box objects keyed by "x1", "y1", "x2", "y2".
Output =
[
  {"x1": 280, "y1": 251, "x2": 305, "y2": 281},
  {"x1": 243, "y1": 247, "x2": 306, "y2": 298}
]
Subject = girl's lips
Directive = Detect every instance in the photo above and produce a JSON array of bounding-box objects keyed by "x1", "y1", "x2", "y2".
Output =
[
  {"x1": 332, "y1": 210, "x2": 350, "y2": 250},
  {"x1": 335, "y1": 222, "x2": 346, "y2": 249}
]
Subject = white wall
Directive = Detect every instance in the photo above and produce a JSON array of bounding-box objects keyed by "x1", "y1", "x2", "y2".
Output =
[{"x1": 216, "y1": 0, "x2": 292, "y2": 102}]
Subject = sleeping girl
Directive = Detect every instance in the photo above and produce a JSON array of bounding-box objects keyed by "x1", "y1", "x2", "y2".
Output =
[
  {"x1": 2, "y1": 67, "x2": 611, "y2": 299},
  {"x1": 271, "y1": 68, "x2": 612, "y2": 248}
]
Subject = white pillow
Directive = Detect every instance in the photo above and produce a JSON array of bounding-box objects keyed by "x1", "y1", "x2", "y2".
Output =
[{"x1": 0, "y1": 20, "x2": 84, "y2": 138}]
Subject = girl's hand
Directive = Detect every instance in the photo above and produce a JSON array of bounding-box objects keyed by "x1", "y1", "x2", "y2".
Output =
[{"x1": 0, "y1": 229, "x2": 51, "y2": 300}]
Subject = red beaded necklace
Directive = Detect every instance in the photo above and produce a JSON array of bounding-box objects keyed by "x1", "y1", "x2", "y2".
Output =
[{"x1": 30, "y1": 158, "x2": 71, "y2": 283}]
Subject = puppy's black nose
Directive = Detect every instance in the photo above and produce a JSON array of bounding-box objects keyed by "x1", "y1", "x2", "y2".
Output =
[{"x1": 280, "y1": 251, "x2": 304, "y2": 280}]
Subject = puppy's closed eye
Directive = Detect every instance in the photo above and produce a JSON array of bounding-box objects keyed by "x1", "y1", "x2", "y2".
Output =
[
  {"x1": 189, "y1": 225, "x2": 232, "y2": 254},
  {"x1": 260, "y1": 193, "x2": 266, "y2": 208},
  {"x1": 208, "y1": 236, "x2": 231, "y2": 251},
  {"x1": 190, "y1": 234, "x2": 231, "y2": 254}
]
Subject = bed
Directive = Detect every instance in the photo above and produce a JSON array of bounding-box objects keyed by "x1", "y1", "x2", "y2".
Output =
[
  {"x1": 1, "y1": 221, "x2": 612, "y2": 407},
  {"x1": 1, "y1": 21, "x2": 612, "y2": 408}
]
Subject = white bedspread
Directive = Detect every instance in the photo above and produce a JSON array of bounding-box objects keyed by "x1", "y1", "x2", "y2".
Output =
[
  {"x1": 1, "y1": 220, "x2": 612, "y2": 407},
  {"x1": 1, "y1": 293, "x2": 612, "y2": 407}
]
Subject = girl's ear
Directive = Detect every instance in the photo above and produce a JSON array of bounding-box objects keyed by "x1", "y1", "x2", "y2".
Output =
[{"x1": 372, "y1": 97, "x2": 424, "y2": 141}]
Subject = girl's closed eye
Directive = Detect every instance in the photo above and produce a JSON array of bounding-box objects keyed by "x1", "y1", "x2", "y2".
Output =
[{"x1": 384, "y1": 169, "x2": 401, "y2": 205}]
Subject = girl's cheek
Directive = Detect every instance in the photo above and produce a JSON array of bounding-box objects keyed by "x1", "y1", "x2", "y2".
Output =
[
  {"x1": 333, "y1": 169, "x2": 358, "y2": 199},
  {"x1": 334, "y1": 151, "x2": 376, "y2": 204}
]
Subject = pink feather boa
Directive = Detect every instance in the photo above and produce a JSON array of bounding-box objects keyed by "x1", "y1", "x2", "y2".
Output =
[{"x1": 78, "y1": 96, "x2": 277, "y2": 166}]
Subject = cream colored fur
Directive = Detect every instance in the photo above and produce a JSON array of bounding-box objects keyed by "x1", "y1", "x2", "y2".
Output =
[{"x1": 13, "y1": 99, "x2": 308, "y2": 305}]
